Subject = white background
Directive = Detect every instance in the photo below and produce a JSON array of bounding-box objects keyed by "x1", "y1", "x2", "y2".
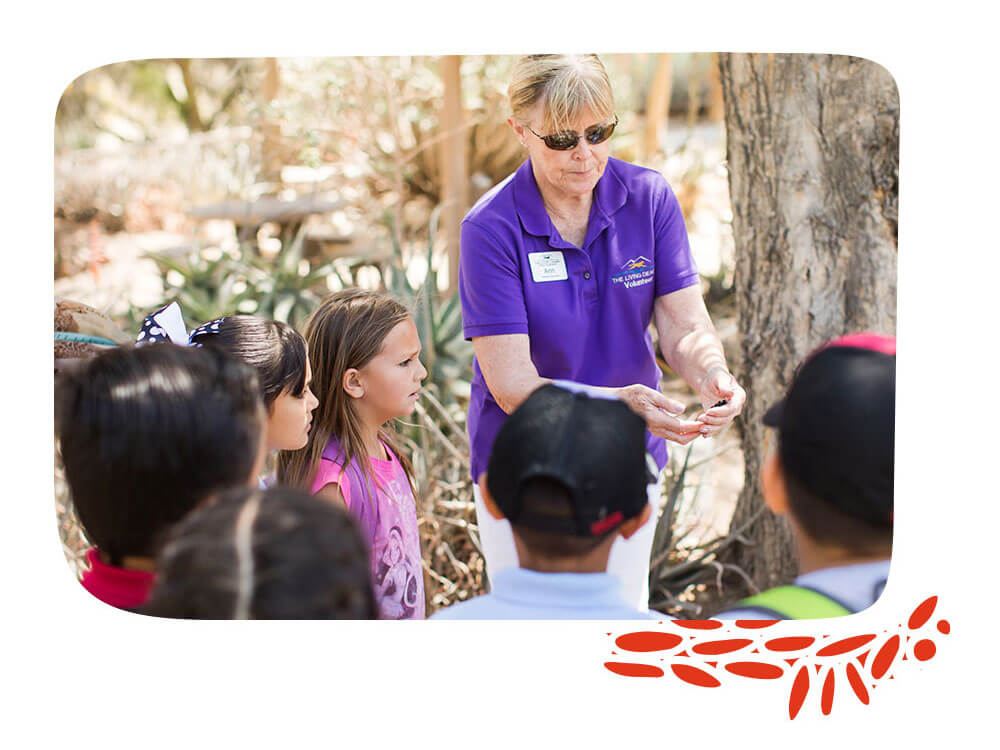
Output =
[{"x1": 4, "y1": 1, "x2": 996, "y2": 746}]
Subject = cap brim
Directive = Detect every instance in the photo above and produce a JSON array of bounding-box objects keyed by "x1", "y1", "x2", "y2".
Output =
[{"x1": 762, "y1": 400, "x2": 784, "y2": 426}]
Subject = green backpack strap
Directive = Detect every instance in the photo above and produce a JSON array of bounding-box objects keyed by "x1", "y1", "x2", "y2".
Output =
[{"x1": 737, "y1": 585, "x2": 852, "y2": 620}]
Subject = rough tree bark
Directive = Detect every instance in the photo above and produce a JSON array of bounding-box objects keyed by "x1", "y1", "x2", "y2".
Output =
[{"x1": 718, "y1": 53, "x2": 899, "y2": 599}]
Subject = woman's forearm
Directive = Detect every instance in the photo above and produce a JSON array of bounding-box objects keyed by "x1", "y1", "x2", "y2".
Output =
[
  {"x1": 654, "y1": 286, "x2": 730, "y2": 392},
  {"x1": 472, "y1": 334, "x2": 552, "y2": 414}
]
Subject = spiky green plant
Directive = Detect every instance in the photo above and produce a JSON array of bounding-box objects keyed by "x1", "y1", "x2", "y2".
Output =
[
  {"x1": 243, "y1": 225, "x2": 337, "y2": 327},
  {"x1": 145, "y1": 246, "x2": 252, "y2": 324},
  {"x1": 383, "y1": 206, "x2": 473, "y2": 405},
  {"x1": 145, "y1": 224, "x2": 337, "y2": 329}
]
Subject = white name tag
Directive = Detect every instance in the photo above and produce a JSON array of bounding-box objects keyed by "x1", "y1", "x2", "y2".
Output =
[{"x1": 528, "y1": 251, "x2": 568, "y2": 282}]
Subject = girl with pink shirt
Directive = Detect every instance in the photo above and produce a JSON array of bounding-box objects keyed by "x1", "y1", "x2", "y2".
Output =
[{"x1": 278, "y1": 289, "x2": 427, "y2": 619}]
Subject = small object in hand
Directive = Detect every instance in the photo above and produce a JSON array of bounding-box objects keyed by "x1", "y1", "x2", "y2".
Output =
[{"x1": 712, "y1": 399, "x2": 728, "y2": 408}]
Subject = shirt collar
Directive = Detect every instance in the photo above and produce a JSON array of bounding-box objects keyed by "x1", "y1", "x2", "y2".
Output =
[
  {"x1": 82, "y1": 548, "x2": 155, "y2": 609},
  {"x1": 512, "y1": 157, "x2": 629, "y2": 248},
  {"x1": 489, "y1": 567, "x2": 626, "y2": 609}
]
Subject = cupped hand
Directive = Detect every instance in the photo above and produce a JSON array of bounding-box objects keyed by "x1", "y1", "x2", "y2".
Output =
[
  {"x1": 694, "y1": 366, "x2": 747, "y2": 438},
  {"x1": 616, "y1": 383, "x2": 705, "y2": 446}
]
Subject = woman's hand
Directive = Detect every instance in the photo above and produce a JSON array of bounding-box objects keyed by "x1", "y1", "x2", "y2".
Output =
[
  {"x1": 693, "y1": 366, "x2": 746, "y2": 438},
  {"x1": 617, "y1": 384, "x2": 705, "y2": 446}
]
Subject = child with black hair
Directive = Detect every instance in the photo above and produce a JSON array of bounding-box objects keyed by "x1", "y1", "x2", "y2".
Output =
[
  {"x1": 138, "y1": 302, "x2": 318, "y2": 484},
  {"x1": 144, "y1": 485, "x2": 377, "y2": 619},
  {"x1": 56, "y1": 344, "x2": 267, "y2": 610},
  {"x1": 432, "y1": 383, "x2": 660, "y2": 620},
  {"x1": 715, "y1": 333, "x2": 895, "y2": 619}
]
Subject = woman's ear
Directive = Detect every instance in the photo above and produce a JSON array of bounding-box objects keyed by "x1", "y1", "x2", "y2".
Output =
[
  {"x1": 342, "y1": 368, "x2": 365, "y2": 400},
  {"x1": 507, "y1": 115, "x2": 526, "y2": 147},
  {"x1": 760, "y1": 451, "x2": 790, "y2": 516}
]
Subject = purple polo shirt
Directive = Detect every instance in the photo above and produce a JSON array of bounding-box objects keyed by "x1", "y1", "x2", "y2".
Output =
[{"x1": 459, "y1": 157, "x2": 700, "y2": 481}]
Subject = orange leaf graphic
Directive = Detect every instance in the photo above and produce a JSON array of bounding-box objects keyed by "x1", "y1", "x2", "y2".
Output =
[
  {"x1": 692, "y1": 638, "x2": 754, "y2": 656},
  {"x1": 614, "y1": 631, "x2": 683, "y2": 652},
  {"x1": 788, "y1": 665, "x2": 810, "y2": 720},
  {"x1": 604, "y1": 662, "x2": 664, "y2": 678},
  {"x1": 765, "y1": 636, "x2": 816, "y2": 652},
  {"x1": 846, "y1": 663, "x2": 869, "y2": 705},
  {"x1": 871, "y1": 635, "x2": 900, "y2": 679},
  {"x1": 671, "y1": 663, "x2": 721, "y2": 688},
  {"x1": 821, "y1": 669, "x2": 836, "y2": 715},
  {"x1": 908, "y1": 596, "x2": 938, "y2": 630},
  {"x1": 725, "y1": 662, "x2": 784, "y2": 680},
  {"x1": 672, "y1": 620, "x2": 723, "y2": 630},
  {"x1": 816, "y1": 634, "x2": 877, "y2": 657}
]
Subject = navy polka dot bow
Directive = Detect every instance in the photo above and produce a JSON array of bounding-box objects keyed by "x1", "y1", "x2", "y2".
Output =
[{"x1": 136, "y1": 302, "x2": 225, "y2": 347}]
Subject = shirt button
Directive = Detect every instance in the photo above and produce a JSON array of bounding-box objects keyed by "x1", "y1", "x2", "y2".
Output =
[{"x1": 584, "y1": 272, "x2": 592, "y2": 279}]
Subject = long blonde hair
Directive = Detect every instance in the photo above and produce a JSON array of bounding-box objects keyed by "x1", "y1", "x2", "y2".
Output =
[
  {"x1": 508, "y1": 54, "x2": 615, "y2": 134},
  {"x1": 277, "y1": 289, "x2": 416, "y2": 496}
]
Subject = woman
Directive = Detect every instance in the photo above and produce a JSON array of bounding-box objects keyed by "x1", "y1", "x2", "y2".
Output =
[{"x1": 458, "y1": 54, "x2": 746, "y2": 610}]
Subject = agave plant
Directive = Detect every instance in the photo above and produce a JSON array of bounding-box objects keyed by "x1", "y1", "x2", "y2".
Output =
[
  {"x1": 145, "y1": 246, "x2": 253, "y2": 324},
  {"x1": 383, "y1": 205, "x2": 473, "y2": 405},
  {"x1": 145, "y1": 222, "x2": 339, "y2": 330},
  {"x1": 243, "y1": 225, "x2": 338, "y2": 328}
]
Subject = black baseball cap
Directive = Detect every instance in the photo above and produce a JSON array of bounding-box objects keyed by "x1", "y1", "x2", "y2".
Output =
[
  {"x1": 764, "y1": 333, "x2": 896, "y2": 526},
  {"x1": 486, "y1": 384, "x2": 655, "y2": 537}
]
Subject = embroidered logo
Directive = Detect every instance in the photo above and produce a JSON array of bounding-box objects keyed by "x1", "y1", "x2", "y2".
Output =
[{"x1": 612, "y1": 256, "x2": 654, "y2": 289}]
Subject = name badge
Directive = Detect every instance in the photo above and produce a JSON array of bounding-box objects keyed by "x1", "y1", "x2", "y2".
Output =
[{"x1": 528, "y1": 251, "x2": 568, "y2": 282}]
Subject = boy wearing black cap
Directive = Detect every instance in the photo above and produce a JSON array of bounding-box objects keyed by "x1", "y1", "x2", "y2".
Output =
[
  {"x1": 432, "y1": 383, "x2": 660, "y2": 620},
  {"x1": 716, "y1": 333, "x2": 895, "y2": 620}
]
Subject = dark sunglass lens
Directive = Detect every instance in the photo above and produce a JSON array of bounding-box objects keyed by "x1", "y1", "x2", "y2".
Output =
[
  {"x1": 585, "y1": 122, "x2": 615, "y2": 145},
  {"x1": 544, "y1": 132, "x2": 578, "y2": 150}
]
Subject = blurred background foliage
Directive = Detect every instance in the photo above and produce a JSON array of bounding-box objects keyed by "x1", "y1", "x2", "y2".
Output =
[{"x1": 55, "y1": 54, "x2": 739, "y2": 615}]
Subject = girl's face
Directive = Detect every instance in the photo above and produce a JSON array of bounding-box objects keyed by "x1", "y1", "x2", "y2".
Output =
[
  {"x1": 352, "y1": 318, "x2": 426, "y2": 425},
  {"x1": 265, "y1": 357, "x2": 319, "y2": 452}
]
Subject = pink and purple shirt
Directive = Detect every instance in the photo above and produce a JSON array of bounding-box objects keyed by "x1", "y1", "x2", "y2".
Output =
[
  {"x1": 311, "y1": 436, "x2": 425, "y2": 620},
  {"x1": 459, "y1": 157, "x2": 700, "y2": 480}
]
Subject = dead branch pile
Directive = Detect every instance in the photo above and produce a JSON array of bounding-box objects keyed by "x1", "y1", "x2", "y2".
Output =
[
  {"x1": 55, "y1": 449, "x2": 90, "y2": 580},
  {"x1": 403, "y1": 389, "x2": 486, "y2": 615},
  {"x1": 646, "y1": 443, "x2": 758, "y2": 618}
]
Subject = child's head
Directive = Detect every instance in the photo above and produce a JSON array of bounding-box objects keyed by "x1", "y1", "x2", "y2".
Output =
[
  {"x1": 481, "y1": 384, "x2": 654, "y2": 570},
  {"x1": 278, "y1": 288, "x2": 425, "y2": 487},
  {"x1": 56, "y1": 344, "x2": 267, "y2": 564},
  {"x1": 760, "y1": 333, "x2": 895, "y2": 559},
  {"x1": 144, "y1": 485, "x2": 377, "y2": 619},
  {"x1": 189, "y1": 315, "x2": 318, "y2": 452}
]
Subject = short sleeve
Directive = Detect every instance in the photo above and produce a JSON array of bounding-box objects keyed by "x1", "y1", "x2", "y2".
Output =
[
  {"x1": 652, "y1": 180, "x2": 700, "y2": 297},
  {"x1": 459, "y1": 219, "x2": 529, "y2": 339},
  {"x1": 310, "y1": 458, "x2": 353, "y2": 509}
]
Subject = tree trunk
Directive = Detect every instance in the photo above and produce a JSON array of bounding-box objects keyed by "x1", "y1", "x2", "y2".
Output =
[
  {"x1": 718, "y1": 53, "x2": 899, "y2": 599},
  {"x1": 261, "y1": 58, "x2": 283, "y2": 187},
  {"x1": 439, "y1": 55, "x2": 469, "y2": 297},
  {"x1": 641, "y1": 54, "x2": 672, "y2": 163},
  {"x1": 706, "y1": 53, "x2": 725, "y2": 123}
]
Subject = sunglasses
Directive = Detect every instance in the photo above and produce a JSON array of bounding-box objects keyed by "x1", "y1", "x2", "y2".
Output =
[{"x1": 526, "y1": 115, "x2": 618, "y2": 151}]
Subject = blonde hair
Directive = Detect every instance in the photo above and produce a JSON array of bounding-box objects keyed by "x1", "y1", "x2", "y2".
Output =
[
  {"x1": 508, "y1": 54, "x2": 615, "y2": 133},
  {"x1": 277, "y1": 289, "x2": 416, "y2": 499}
]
